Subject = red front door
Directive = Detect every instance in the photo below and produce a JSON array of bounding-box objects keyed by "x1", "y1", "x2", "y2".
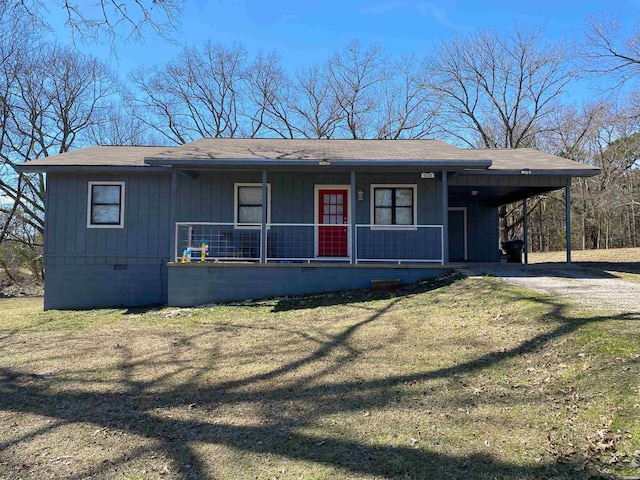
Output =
[{"x1": 318, "y1": 189, "x2": 348, "y2": 257}]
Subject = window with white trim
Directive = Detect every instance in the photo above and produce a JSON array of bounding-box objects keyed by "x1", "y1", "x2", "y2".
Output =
[
  {"x1": 371, "y1": 184, "x2": 416, "y2": 227},
  {"x1": 234, "y1": 183, "x2": 271, "y2": 227},
  {"x1": 87, "y1": 181, "x2": 125, "y2": 228}
]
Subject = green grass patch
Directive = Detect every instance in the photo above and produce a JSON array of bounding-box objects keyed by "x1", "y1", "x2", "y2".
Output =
[{"x1": 0, "y1": 274, "x2": 638, "y2": 479}]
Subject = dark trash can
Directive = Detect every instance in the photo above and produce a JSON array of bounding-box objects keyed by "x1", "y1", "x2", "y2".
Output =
[{"x1": 501, "y1": 239, "x2": 524, "y2": 263}]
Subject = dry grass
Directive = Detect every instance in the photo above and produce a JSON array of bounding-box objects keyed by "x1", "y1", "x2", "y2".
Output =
[
  {"x1": 529, "y1": 247, "x2": 640, "y2": 282},
  {"x1": 0, "y1": 274, "x2": 639, "y2": 479},
  {"x1": 529, "y1": 247, "x2": 640, "y2": 264}
]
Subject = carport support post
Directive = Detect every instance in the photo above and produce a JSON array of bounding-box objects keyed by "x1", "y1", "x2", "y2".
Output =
[
  {"x1": 261, "y1": 169, "x2": 268, "y2": 263},
  {"x1": 350, "y1": 170, "x2": 356, "y2": 264},
  {"x1": 523, "y1": 197, "x2": 529, "y2": 264},
  {"x1": 566, "y1": 182, "x2": 572, "y2": 264},
  {"x1": 442, "y1": 171, "x2": 449, "y2": 264}
]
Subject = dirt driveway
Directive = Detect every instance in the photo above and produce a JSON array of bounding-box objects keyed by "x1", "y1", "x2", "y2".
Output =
[{"x1": 460, "y1": 263, "x2": 640, "y2": 313}]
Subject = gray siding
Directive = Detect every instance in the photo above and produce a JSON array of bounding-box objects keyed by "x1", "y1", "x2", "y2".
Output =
[
  {"x1": 45, "y1": 264, "x2": 167, "y2": 309},
  {"x1": 450, "y1": 174, "x2": 570, "y2": 188},
  {"x1": 177, "y1": 172, "x2": 358, "y2": 223},
  {"x1": 46, "y1": 172, "x2": 172, "y2": 264},
  {"x1": 44, "y1": 172, "x2": 172, "y2": 309},
  {"x1": 176, "y1": 171, "x2": 443, "y2": 224},
  {"x1": 449, "y1": 200, "x2": 500, "y2": 262}
]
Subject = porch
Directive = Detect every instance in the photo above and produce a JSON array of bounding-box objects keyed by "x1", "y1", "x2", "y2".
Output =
[{"x1": 169, "y1": 221, "x2": 448, "y2": 306}]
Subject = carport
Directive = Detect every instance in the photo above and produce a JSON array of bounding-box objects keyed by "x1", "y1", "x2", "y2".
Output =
[{"x1": 448, "y1": 148, "x2": 600, "y2": 264}]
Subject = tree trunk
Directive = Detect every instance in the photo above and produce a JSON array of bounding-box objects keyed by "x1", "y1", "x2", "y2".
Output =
[
  {"x1": 630, "y1": 179, "x2": 636, "y2": 247},
  {"x1": 499, "y1": 205, "x2": 508, "y2": 242}
]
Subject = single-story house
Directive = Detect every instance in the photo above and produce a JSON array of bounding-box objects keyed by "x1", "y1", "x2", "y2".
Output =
[{"x1": 16, "y1": 138, "x2": 600, "y2": 310}]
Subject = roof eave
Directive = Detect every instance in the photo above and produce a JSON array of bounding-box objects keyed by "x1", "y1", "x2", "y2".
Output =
[
  {"x1": 460, "y1": 168, "x2": 601, "y2": 177},
  {"x1": 14, "y1": 164, "x2": 170, "y2": 173},
  {"x1": 143, "y1": 158, "x2": 493, "y2": 169}
]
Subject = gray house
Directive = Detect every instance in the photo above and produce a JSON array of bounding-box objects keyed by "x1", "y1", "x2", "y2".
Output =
[{"x1": 17, "y1": 139, "x2": 599, "y2": 309}]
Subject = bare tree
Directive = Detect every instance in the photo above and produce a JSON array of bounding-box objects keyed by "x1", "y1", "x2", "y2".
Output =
[
  {"x1": 376, "y1": 55, "x2": 438, "y2": 139},
  {"x1": 326, "y1": 41, "x2": 388, "y2": 139},
  {"x1": 129, "y1": 42, "x2": 246, "y2": 144},
  {"x1": 242, "y1": 51, "x2": 294, "y2": 138},
  {"x1": 87, "y1": 101, "x2": 163, "y2": 146},
  {"x1": 7, "y1": 0, "x2": 183, "y2": 44},
  {"x1": 535, "y1": 99, "x2": 640, "y2": 250},
  {"x1": 584, "y1": 14, "x2": 640, "y2": 85},
  {"x1": 425, "y1": 26, "x2": 574, "y2": 149},
  {"x1": 0, "y1": 40, "x2": 117, "y2": 279},
  {"x1": 424, "y1": 25, "x2": 575, "y2": 243},
  {"x1": 288, "y1": 64, "x2": 342, "y2": 139}
]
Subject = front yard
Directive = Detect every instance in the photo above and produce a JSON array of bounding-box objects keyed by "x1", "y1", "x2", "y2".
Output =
[{"x1": 0, "y1": 273, "x2": 638, "y2": 479}]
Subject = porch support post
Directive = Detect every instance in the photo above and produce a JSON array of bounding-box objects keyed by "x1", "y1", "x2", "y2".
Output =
[
  {"x1": 566, "y1": 182, "x2": 572, "y2": 264},
  {"x1": 441, "y1": 171, "x2": 449, "y2": 264},
  {"x1": 350, "y1": 170, "x2": 357, "y2": 264},
  {"x1": 523, "y1": 197, "x2": 529, "y2": 265},
  {"x1": 261, "y1": 169, "x2": 268, "y2": 263}
]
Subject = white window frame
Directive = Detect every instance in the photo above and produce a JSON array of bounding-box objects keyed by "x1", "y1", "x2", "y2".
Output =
[
  {"x1": 234, "y1": 183, "x2": 271, "y2": 229},
  {"x1": 87, "y1": 181, "x2": 125, "y2": 229},
  {"x1": 370, "y1": 184, "x2": 418, "y2": 230}
]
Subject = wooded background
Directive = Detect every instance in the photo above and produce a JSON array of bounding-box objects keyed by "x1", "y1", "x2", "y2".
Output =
[{"x1": 1, "y1": 1, "x2": 639, "y2": 281}]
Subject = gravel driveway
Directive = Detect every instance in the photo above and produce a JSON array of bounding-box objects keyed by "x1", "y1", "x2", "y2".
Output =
[{"x1": 460, "y1": 263, "x2": 640, "y2": 313}]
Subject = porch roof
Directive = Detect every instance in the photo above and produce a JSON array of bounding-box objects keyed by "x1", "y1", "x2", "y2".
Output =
[{"x1": 16, "y1": 138, "x2": 600, "y2": 177}]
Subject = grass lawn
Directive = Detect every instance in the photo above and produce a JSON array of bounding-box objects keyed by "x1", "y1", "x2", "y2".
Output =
[{"x1": 0, "y1": 273, "x2": 639, "y2": 479}]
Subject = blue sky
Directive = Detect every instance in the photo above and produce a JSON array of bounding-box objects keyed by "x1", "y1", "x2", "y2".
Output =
[{"x1": 48, "y1": 0, "x2": 640, "y2": 79}]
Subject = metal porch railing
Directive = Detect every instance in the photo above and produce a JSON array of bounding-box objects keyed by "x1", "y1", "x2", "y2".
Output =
[{"x1": 175, "y1": 222, "x2": 444, "y2": 264}]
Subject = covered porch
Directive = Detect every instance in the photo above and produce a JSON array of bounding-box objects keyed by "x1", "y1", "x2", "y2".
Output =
[
  {"x1": 164, "y1": 166, "x2": 479, "y2": 266},
  {"x1": 166, "y1": 167, "x2": 457, "y2": 306}
]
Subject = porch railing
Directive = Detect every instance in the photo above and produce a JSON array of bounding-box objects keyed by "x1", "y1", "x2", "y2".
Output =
[
  {"x1": 355, "y1": 224, "x2": 443, "y2": 264},
  {"x1": 175, "y1": 223, "x2": 443, "y2": 264},
  {"x1": 175, "y1": 222, "x2": 262, "y2": 262}
]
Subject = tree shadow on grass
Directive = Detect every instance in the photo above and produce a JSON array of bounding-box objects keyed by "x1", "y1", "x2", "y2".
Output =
[
  {"x1": 0, "y1": 278, "x2": 632, "y2": 479},
  {"x1": 268, "y1": 272, "x2": 464, "y2": 312},
  {"x1": 575, "y1": 261, "x2": 640, "y2": 277},
  {"x1": 123, "y1": 304, "x2": 167, "y2": 315},
  {"x1": 482, "y1": 261, "x2": 640, "y2": 280}
]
